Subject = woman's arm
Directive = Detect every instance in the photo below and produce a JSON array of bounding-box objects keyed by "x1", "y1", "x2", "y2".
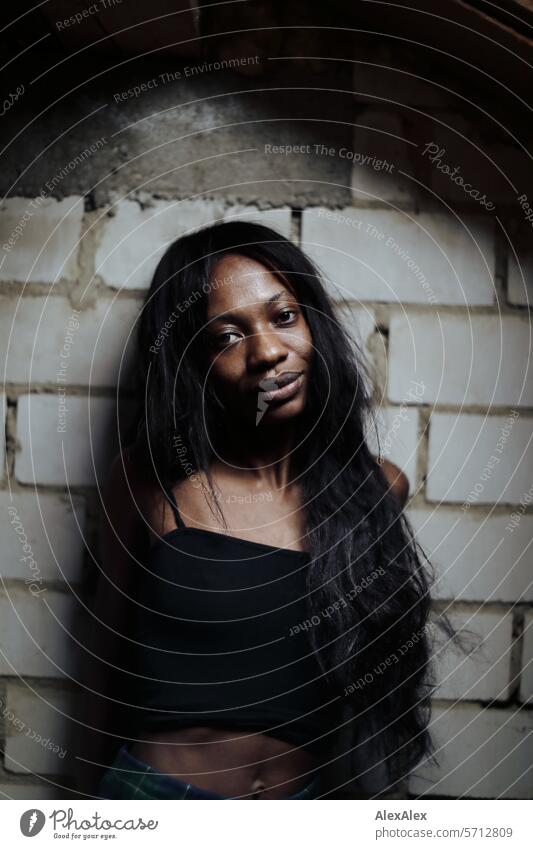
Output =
[{"x1": 76, "y1": 447, "x2": 149, "y2": 794}]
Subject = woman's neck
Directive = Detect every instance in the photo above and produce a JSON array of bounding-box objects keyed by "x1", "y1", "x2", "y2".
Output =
[{"x1": 216, "y1": 420, "x2": 298, "y2": 490}]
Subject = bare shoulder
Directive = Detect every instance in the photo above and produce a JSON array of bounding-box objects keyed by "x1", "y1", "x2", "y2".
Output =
[
  {"x1": 378, "y1": 458, "x2": 410, "y2": 507},
  {"x1": 169, "y1": 469, "x2": 215, "y2": 530},
  {"x1": 112, "y1": 448, "x2": 217, "y2": 541}
]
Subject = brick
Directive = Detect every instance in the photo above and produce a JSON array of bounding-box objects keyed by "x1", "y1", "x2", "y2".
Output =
[
  {"x1": 507, "y1": 244, "x2": 533, "y2": 307},
  {"x1": 409, "y1": 704, "x2": 533, "y2": 798},
  {"x1": 3, "y1": 683, "x2": 76, "y2": 774},
  {"x1": 0, "y1": 197, "x2": 83, "y2": 284},
  {"x1": 519, "y1": 611, "x2": 533, "y2": 704},
  {"x1": 16, "y1": 394, "x2": 127, "y2": 487},
  {"x1": 301, "y1": 208, "x2": 494, "y2": 305},
  {"x1": 95, "y1": 198, "x2": 224, "y2": 290},
  {"x1": 408, "y1": 509, "x2": 533, "y2": 603},
  {"x1": 366, "y1": 405, "x2": 419, "y2": 492},
  {"x1": 0, "y1": 491, "x2": 85, "y2": 584},
  {"x1": 0, "y1": 586, "x2": 77, "y2": 678},
  {"x1": 388, "y1": 313, "x2": 533, "y2": 407},
  {"x1": 0, "y1": 295, "x2": 141, "y2": 387},
  {"x1": 222, "y1": 205, "x2": 292, "y2": 238},
  {"x1": 350, "y1": 109, "x2": 416, "y2": 204},
  {"x1": 426, "y1": 413, "x2": 531, "y2": 505},
  {"x1": 431, "y1": 610, "x2": 513, "y2": 701},
  {"x1": 0, "y1": 782, "x2": 61, "y2": 799}
]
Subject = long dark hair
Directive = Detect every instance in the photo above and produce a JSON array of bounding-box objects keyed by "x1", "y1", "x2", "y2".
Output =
[{"x1": 129, "y1": 220, "x2": 466, "y2": 795}]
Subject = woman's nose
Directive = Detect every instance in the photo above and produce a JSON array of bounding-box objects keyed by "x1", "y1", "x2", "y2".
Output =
[{"x1": 246, "y1": 330, "x2": 288, "y2": 370}]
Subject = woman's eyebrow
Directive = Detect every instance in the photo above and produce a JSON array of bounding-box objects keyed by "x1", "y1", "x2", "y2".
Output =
[{"x1": 208, "y1": 290, "x2": 287, "y2": 323}]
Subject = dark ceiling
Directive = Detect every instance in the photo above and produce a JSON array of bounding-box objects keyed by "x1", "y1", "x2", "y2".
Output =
[{"x1": 2, "y1": 0, "x2": 532, "y2": 106}]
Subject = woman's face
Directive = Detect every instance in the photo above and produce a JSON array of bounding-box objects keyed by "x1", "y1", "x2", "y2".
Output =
[{"x1": 204, "y1": 253, "x2": 313, "y2": 427}]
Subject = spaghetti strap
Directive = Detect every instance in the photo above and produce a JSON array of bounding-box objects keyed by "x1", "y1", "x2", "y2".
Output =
[{"x1": 166, "y1": 487, "x2": 185, "y2": 529}]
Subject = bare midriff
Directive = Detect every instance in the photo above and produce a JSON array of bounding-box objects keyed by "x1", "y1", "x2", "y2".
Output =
[{"x1": 128, "y1": 725, "x2": 320, "y2": 799}]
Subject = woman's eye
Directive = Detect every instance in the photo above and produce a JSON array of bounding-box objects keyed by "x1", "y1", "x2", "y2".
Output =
[
  {"x1": 213, "y1": 331, "x2": 240, "y2": 347},
  {"x1": 277, "y1": 309, "x2": 298, "y2": 323}
]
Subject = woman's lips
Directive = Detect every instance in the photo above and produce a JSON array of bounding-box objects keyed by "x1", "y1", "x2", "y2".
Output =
[{"x1": 260, "y1": 373, "x2": 304, "y2": 403}]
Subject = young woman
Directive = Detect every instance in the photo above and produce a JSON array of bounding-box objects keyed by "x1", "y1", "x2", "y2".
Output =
[{"x1": 86, "y1": 221, "x2": 456, "y2": 800}]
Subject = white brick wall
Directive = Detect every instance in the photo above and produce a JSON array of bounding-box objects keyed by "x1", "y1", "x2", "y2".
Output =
[
  {"x1": 221, "y1": 205, "x2": 292, "y2": 237},
  {"x1": 95, "y1": 201, "x2": 294, "y2": 292},
  {"x1": 3, "y1": 683, "x2": 76, "y2": 774},
  {"x1": 0, "y1": 491, "x2": 85, "y2": 584},
  {"x1": 431, "y1": 610, "x2": 513, "y2": 701},
  {"x1": 95, "y1": 198, "x2": 225, "y2": 290},
  {"x1": 427, "y1": 413, "x2": 532, "y2": 505},
  {"x1": 408, "y1": 509, "x2": 533, "y2": 603},
  {"x1": 0, "y1": 197, "x2": 83, "y2": 284},
  {"x1": 0, "y1": 179, "x2": 530, "y2": 801},
  {"x1": 0, "y1": 587, "x2": 76, "y2": 678},
  {"x1": 16, "y1": 394, "x2": 125, "y2": 487},
  {"x1": 301, "y1": 208, "x2": 495, "y2": 305},
  {"x1": 409, "y1": 704, "x2": 533, "y2": 798},
  {"x1": 388, "y1": 313, "x2": 533, "y2": 407},
  {"x1": 519, "y1": 612, "x2": 533, "y2": 704},
  {"x1": 0, "y1": 295, "x2": 140, "y2": 387},
  {"x1": 95, "y1": 200, "x2": 223, "y2": 289},
  {"x1": 0, "y1": 782, "x2": 62, "y2": 799}
]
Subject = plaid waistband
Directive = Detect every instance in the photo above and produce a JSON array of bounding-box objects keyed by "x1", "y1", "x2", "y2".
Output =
[{"x1": 97, "y1": 743, "x2": 323, "y2": 800}]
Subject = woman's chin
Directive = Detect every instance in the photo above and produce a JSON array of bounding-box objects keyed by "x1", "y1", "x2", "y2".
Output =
[{"x1": 254, "y1": 396, "x2": 307, "y2": 427}]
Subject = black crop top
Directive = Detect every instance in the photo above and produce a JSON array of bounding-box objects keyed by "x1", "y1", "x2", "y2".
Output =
[{"x1": 126, "y1": 490, "x2": 342, "y2": 757}]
